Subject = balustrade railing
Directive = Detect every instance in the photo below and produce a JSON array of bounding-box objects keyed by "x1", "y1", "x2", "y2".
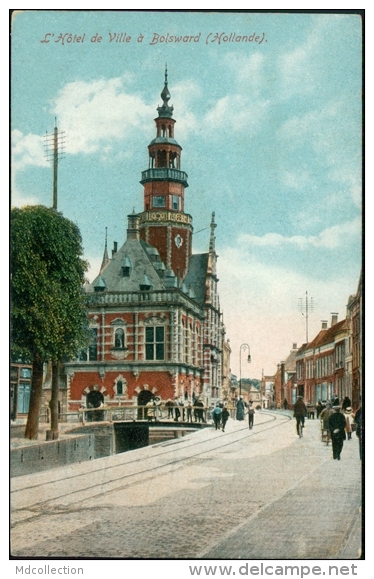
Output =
[
  {"x1": 141, "y1": 168, "x2": 188, "y2": 184},
  {"x1": 77, "y1": 404, "x2": 213, "y2": 425}
]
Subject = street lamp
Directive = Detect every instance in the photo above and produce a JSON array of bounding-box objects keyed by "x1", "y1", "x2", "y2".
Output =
[{"x1": 239, "y1": 343, "x2": 251, "y2": 396}]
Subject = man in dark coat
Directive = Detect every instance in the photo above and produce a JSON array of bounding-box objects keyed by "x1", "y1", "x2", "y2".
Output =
[
  {"x1": 293, "y1": 396, "x2": 307, "y2": 435},
  {"x1": 248, "y1": 403, "x2": 255, "y2": 429},
  {"x1": 329, "y1": 406, "x2": 346, "y2": 460},
  {"x1": 221, "y1": 406, "x2": 230, "y2": 432},
  {"x1": 212, "y1": 404, "x2": 222, "y2": 430}
]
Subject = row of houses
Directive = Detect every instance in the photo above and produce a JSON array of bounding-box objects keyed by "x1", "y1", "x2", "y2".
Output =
[{"x1": 261, "y1": 272, "x2": 363, "y2": 412}]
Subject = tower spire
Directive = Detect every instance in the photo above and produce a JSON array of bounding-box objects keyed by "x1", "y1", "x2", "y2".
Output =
[
  {"x1": 100, "y1": 227, "x2": 110, "y2": 273},
  {"x1": 209, "y1": 212, "x2": 217, "y2": 253}
]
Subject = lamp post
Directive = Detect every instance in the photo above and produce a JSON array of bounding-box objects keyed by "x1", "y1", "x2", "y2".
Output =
[{"x1": 239, "y1": 343, "x2": 251, "y2": 396}]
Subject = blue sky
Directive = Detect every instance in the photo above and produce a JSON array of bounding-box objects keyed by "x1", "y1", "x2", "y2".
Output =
[{"x1": 11, "y1": 10, "x2": 362, "y2": 379}]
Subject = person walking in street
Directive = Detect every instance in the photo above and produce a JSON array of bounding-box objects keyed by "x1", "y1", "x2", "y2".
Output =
[
  {"x1": 212, "y1": 403, "x2": 222, "y2": 430},
  {"x1": 320, "y1": 402, "x2": 334, "y2": 445},
  {"x1": 332, "y1": 394, "x2": 340, "y2": 407},
  {"x1": 329, "y1": 406, "x2": 346, "y2": 460},
  {"x1": 186, "y1": 401, "x2": 193, "y2": 423},
  {"x1": 236, "y1": 396, "x2": 245, "y2": 421},
  {"x1": 221, "y1": 405, "x2": 230, "y2": 432},
  {"x1": 341, "y1": 396, "x2": 352, "y2": 411},
  {"x1": 343, "y1": 406, "x2": 354, "y2": 440},
  {"x1": 283, "y1": 399, "x2": 288, "y2": 410},
  {"x1": 293, "y1": 396, "x2": 307, "y2": 436},
  {"x1": 316, "y1": 400, "x2": 324, "y2": 418},
  {"x1": 248, "y1": 403, "x2": 255, "y2": 429},
  {"x1": 354, "y1": 406, "x2": 363, "y2": 460}
]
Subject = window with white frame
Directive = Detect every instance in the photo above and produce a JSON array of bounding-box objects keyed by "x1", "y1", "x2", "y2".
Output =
[{"x1": 145, "y1": 326, "x2": 165, "y2": 360}]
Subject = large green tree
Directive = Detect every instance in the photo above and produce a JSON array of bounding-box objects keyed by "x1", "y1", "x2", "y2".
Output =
[{"x1": 11, "y1": 205, "x2": 90, "y2": 439}]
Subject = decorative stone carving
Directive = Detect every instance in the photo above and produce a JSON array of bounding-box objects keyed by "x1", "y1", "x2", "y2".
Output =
[{"x1": 144, "y1": 315, "x2": 165, "y2": 326}]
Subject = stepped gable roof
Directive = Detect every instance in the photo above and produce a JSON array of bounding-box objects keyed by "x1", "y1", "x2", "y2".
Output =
[
  {"x1": 307, "y1": 319, "x2": 349, "y2": 350},
  {"x1": 184, "y1": 253, "x2": 209, "y2": 306},
  {"x1": 87, "y1": 238, "x2": 165, "y2": 293}
]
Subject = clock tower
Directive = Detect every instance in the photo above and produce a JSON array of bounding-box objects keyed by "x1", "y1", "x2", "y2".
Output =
[{"x1": 139, "y1": 68, "x2": 193, "y2": 279}]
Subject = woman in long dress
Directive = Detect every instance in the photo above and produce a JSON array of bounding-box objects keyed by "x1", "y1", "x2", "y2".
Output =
[{"x1": 236, "y1": 396, "x2": 245, "y2": 421}]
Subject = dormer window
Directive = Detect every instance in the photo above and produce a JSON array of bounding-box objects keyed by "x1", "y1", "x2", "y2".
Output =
[
  {"x1": 140, "y1": 273, "x2": 153, "y2": 291},
  {"x1": 122, "y1": 256, "x2": 132, "y2": 277},
  {"x1": 93, "y1": 276, "x2": 106, "y2": 292}
]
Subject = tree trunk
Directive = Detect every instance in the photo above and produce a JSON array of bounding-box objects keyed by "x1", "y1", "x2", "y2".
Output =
[
  {"x1": 24, "y1": 355, "x2": 44, "y2": 440},
  {"x1": 49, "y1": 360, "x2": 60, "y2": 439}
]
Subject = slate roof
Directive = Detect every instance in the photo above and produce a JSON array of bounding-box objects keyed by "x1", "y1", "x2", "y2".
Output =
[
  {"x1": 184, "y1": 253, "x2": 209, "y2": 306},
  {"x1": 87, "y1": 238, "x2": 165, "y2": 293}
]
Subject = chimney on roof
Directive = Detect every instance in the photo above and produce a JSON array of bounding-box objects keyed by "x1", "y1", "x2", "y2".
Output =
[
  {"x1": 321, "y1": 320, "x2": 328, "y2": 330},
  {"x1": 112, "y1": 241, "x2": 118, "y2": 257},
  {"x1": 331, "y1": 313, "x2": 339, "y2": 327},
  {"x1": 127, "y1": 212, "x2": 140, "y2": 240},
  {"x1": 292, "y1": 343, "x2": 297, "y2": 350}
]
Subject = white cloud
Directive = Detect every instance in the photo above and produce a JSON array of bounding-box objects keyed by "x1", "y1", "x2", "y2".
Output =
[
  {"x1": 278, "y1": 16, "x2": 330, "y2": 98},
  {"x1": 85, "y1": 255, "x2": 103, "y2": 283},
  {"x1": 12, "y1": 129, "x2": 48, "y2": 172},
  {"x1": 282, "y1": 168, "x2": 312, "y2": 189},
  {"x1": 11, "y1": 130, "x2": 49, "y2": 207},
  {"x1": 204, "y1": 93, "x2": 269, "y2": 135},
  {"x1": 223, "y1": 52, "x2": 266, "y2": 95},
  {"x1": 11, "y1": 187, "x2": 40, "y2": 208},
  {"x1": 51, "y1": 76, "x2": 154, "y2": 155},
  {"x1": 169, "y1": 80, "x2": 201, "y2": 138},
  {"x1": 238, "y1": 217, "x2": 361, "y2": 250},
  {"x1": 277, "y1": 101, "x2": 361, "y2": 207}
]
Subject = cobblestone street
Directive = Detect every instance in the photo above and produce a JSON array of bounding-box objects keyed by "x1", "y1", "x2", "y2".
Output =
[{"x1": 10, "y1": 411, "x2": 362, "y2": 560}]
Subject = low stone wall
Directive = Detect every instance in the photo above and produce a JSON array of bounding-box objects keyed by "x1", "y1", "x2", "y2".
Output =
[
  {"x1": 10, "y1": 422, "x2": 205, "y2": 477},
  {"x1": 10, "y1": 434, "x2": 94, "y2": 477}
]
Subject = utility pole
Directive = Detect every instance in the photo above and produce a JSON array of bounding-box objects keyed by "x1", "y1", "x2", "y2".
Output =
[
  {"x1": 44, "y1": 120, "x2": 65, "y2": 440},
  {"x1": 298, "y1": 291, "x2": 314, "y2": 343},
  {"x1": 44, "y1": 119, "x2": 65, "y2": 210}
]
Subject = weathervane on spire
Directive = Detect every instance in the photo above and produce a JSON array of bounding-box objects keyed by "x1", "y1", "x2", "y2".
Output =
[{"x1": 158, "y1": 65, "x2": 173, "y2": 118}]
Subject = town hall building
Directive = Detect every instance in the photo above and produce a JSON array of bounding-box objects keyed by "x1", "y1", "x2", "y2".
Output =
[{"x1": 65, "y1": 71, "x2": 228, "y2": 413}]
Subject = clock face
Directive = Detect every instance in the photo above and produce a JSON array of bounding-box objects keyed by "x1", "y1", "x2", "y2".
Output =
[{"x1": 174, "y1": 234, "x2": 183, "y2": 249}]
